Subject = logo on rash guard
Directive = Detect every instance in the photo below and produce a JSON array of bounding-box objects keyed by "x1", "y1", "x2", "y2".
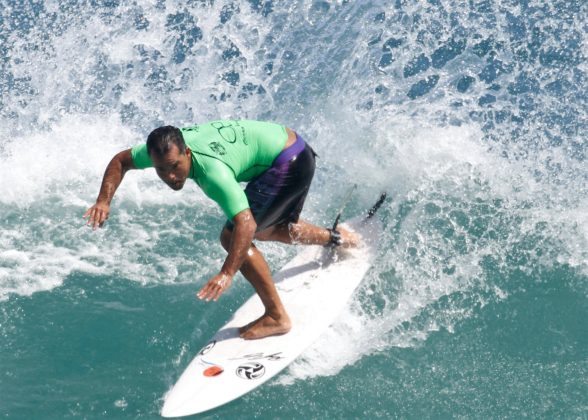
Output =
[
  {"x1": 211, "y1": 121, "x2": 238, "y2": 143},
  {"x1": 209, "y1": 142, "x2": 227, "y2": 155}
]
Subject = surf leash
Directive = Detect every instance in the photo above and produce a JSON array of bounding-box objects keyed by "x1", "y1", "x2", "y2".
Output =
[
  {"x1": 331, "y1": 184, "x2": 358, "y2": 232},
  {"x1": 326, "y1": 184, "x2": 357, "y2": 247},
  {"x1": 327, "y1": 187, "x2": 387, "y2": 247}
]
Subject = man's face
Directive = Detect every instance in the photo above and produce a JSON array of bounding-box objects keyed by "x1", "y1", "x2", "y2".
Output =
[{"x1": 151, "y1": 144, "x2": 191, "y2": 191}]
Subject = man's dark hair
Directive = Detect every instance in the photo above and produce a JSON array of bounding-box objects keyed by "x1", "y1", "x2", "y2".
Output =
[{"x1": 146, "y1": 126, "x2": 186, "y2": 158}]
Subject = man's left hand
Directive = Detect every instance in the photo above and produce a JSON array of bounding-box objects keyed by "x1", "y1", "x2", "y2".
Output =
[{"x1": 197, "y1": 272, "x2": 233, "y2": 301}]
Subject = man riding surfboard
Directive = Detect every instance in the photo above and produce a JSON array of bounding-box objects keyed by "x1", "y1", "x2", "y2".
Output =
[{"x1": 84, "y1": 120, "x2": 357, "y2": 340}]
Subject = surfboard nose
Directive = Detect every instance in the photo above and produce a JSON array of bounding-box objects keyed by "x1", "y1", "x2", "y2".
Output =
[
  {"x1": 161, "y1": 388, "x2": 227, "y2": 418},
  {"x1": 160, "y1": 401, "x2": 175, "y2": 418},
  {"x1": 161, "y1": 392, "x2": 199, "y2": 418},
  {"x1": 161, "y1": 389, "x2": 183, "y2": 418},
  {"x1": 161, "y1": 379, "x2": 202, "y2": 418},
  {"x1": 161, "y1": 365, "x2": 229, "y2": 417}
]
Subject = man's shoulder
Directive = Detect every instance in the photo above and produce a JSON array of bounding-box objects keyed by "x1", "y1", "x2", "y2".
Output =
[{"x1": 130, "y1": 143, "x2": 152, "y2": 169}]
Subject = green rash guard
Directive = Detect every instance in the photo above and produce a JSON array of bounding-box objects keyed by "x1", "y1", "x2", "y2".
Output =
[{"x1": 131, "y1": 120, "x2": 288, "y2": 219}]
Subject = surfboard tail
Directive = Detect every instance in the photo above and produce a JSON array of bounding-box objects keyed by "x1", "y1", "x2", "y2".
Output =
[
  {"x1": 327, "y1": 192, "x2": 387, "y2": 247},
  {"x1": 332, "y1": 188, "x2": 387, "y2": 230}
]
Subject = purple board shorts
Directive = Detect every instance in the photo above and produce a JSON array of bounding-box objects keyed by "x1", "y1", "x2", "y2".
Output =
[{"x1": 225, "y1": 133, "x2": 316, "y2": 232}]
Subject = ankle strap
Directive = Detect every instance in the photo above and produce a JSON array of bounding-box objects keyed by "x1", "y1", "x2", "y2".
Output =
[{"x1": 326, "y1": 228, "x2": 342, "y2": 247}]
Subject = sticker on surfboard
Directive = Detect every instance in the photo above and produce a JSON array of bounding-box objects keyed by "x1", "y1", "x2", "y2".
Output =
[
  {"x1": 203, "y1": 366, "x2": 224, "y2": 377},
  {"x1": 199, "y1": 341, "x2": 216, "y2": 355},
  {"x1": 236, "y1": 362, "x2": 265, "y2": 380}
]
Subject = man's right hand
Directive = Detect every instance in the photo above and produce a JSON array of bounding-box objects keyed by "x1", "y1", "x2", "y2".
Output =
[
  {"x1": 83, "y1": 201, "x2": 110, "y2": 230},
  {"x1": 83, "y1": 149, "x2": 135, "y2": 231}
]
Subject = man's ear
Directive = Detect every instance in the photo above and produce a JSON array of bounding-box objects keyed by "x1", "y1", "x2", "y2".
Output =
[{"x1": 185, "y1": 146, "x2": 191, "y2": 156}]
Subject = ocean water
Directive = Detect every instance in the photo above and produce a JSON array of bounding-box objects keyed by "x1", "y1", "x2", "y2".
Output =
[{"x1": 1, "y1": 0, "x2": 587, "y2": 418}]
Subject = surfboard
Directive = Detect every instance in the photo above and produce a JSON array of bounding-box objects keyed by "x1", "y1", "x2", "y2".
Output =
[{"x1": 161, "y1": 196, "x2": 384, "y2": 417}]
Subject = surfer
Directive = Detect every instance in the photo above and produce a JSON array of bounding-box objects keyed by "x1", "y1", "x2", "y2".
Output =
[{"x1": 84, "y1": 120, "x2": 357, "y2": 339}]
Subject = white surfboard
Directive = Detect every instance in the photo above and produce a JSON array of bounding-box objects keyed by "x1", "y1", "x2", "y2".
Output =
[{"x1": 161, "y1": 200, "x2": 383, "y2": 417}]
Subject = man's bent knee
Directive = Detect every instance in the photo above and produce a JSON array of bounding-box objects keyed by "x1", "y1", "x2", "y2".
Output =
[
  {"x1": 254, "y1": 223, "x2": 293, "y2": 244},
  {"x1": 254, "y1": 226, "x2": 277, "y2": 242}
]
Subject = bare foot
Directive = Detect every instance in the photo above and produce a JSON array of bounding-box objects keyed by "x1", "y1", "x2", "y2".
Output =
[
  {"x1": 337, "y1": 226, "x2": 360, "y2": 248},
  {"x1": 239, "y1": 313, "x2": 292, "y2": 340}
]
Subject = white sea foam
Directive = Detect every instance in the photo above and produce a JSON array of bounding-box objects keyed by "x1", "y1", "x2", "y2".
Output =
[
  {"x1": 0, "y1": 116, "x2": 224, "y2": 301},
  {"x1": 1, "y1": 0, "x2": 586, "y2": 384},
  {"x1": 279, "y1": 117, "x2": 588, "y2": 382}
]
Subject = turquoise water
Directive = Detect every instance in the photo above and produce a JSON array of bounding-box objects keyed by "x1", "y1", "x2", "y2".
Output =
[{"x1": 1, "y1": 0, "x2": 587, "y2": 418}]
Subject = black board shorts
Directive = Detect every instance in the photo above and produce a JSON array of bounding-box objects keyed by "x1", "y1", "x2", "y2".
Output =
[{"x1": 225, "y1": 132, "x2": 316, "y2": 233}]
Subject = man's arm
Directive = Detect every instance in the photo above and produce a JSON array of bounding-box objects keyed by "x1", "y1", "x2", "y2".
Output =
[
  {"x1": 83, "y1": 149, "x2": 136, "y2": 229},
  {"x1": 197, "y1": 209, "x2": 257, "y2": 301}
]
